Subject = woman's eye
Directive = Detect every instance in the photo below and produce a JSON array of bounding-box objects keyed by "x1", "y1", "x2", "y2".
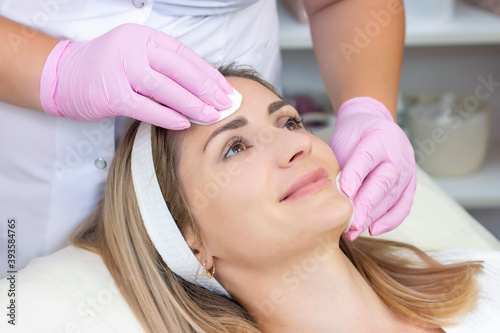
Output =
[
  {"x1": 284, "y1": 117, "x2": 303, "y2": 131},
  {"x1": 285, "y1": 121, "x2": 298, "y2": 131},
  {"x1": 225, "y1": 143, "x2": 246, "y2": 158}
]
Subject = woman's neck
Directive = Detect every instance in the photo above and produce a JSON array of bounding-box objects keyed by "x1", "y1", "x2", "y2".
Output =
[{"x1": 227, "y1": 245, "x2": 439, "y2": 333}]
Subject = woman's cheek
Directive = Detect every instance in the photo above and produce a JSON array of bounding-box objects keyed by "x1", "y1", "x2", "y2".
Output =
[
  {"x1": 227, "y1": 156, "x2": 265, "y2": 200},
  {"x1": 314, "y1": 137, "x2": 341, "y2": 170}
]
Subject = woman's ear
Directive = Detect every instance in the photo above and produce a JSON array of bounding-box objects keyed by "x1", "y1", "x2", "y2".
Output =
[
  {"x1": 184, "y1": 227, "x2": 213, "y2": 269},
  {"x1": 184, "y1": 226, "x2": 200, "y2": 258}
]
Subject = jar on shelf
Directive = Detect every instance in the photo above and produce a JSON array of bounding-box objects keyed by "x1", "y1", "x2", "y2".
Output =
[{"x1": 405, "y1": 91, "x2": 491, "y2": 177}]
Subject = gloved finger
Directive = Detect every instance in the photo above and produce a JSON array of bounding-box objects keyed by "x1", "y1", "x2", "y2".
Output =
[
  {"x1": 344, "y1": 225, "x2": 365, "y2": 241},
  {"x1": 129, "y1": 69, "x2": 221, "y2": 125},
  {"x1": 344, "y1": 162, "x2": 398, "y2": 235},
  {"x1": 147, "y1": 46, "x2": 232, "y2": 111},
  {"x1": 367, "y1": 161, "x2": 416, "y2": 229},
  {"x1": 339, "y1": 134, "x2": 387, "y2": 198},
  {"x1": 151, "y1": 30, "x2": 233, "y2": 95},
  {"x1": 120, "y1": 93, "x2": 191, "y2": 130},
  {"x1": 175, "y1": 43, "x2": 233, "y2": 95},
  {"x1": 351, "y1": 162, "x2": 399, "y2": 213},
  {"x1": 343, "y1": 194, "x2": 372, "y2": 241},
  {"x1": 368, "y1": 174, "x2": 416, "y2": 236},
  {"x1": 342, "y1": 192, "x2": 369, "y2": 236},
  {"x1": 359, "y1": 187, "x2": 399, "y2": 236}
]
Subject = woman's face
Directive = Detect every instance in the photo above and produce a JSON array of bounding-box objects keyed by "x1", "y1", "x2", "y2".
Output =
[{"x1": 177, "y1": 77, "x2": 352, "y2": 274}]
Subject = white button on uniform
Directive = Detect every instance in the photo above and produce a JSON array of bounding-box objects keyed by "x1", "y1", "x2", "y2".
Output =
[
  {"x1": 94, "y1": 157, "x2": 107, "y2": 169},
  {"x1": 132, "y1": 0, "x2": 145, "y2": 8}
]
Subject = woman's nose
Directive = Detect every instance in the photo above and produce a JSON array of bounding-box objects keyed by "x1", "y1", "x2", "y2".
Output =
[{"x1": 275, "y1": 130, "x2": 313, "y2": 168}]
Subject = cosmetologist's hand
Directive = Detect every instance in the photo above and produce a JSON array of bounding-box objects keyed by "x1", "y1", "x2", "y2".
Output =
[
  {"x1": 40, "y1": 23, "x2": 233, "y2": 129},
  {"x1": 330, "y1": 97, "x2": 417, "y2": 241}
]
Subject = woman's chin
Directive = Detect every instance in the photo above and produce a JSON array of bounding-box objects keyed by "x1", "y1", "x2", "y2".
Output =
[{"x1": 300, "y1": 193, "x2": 353, "y2": 235}]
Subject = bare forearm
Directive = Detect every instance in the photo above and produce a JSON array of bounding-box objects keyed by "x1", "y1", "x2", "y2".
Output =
[
  {"x1": 0, "y1": 16, "x2": 59, "y2": 111},
  {"x1": 305, "y1": 0, "x2": 405, "y2": 119}
]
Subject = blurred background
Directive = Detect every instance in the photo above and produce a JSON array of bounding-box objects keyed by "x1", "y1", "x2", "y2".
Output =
[{"x1": 279, "y1": 0, "x2": 500, "y2": 238}]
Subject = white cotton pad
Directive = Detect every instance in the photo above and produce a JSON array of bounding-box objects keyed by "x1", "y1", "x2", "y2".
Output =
[
  {"x1": 187, "y1": 88, "x2": 242, "y2": 125},
  {"x1": 336, "y1": 171, "x2": 354, "y2": 233}
]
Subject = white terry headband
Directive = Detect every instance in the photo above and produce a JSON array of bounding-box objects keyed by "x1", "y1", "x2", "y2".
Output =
[
  {"x1": 187, "y1": 88, "x2": 242, "y2": 125},
  {"x1": 131, "y1": 122, "x2": 231, "y2": 298}
]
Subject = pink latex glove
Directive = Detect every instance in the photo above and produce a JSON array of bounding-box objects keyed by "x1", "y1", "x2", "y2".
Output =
[
  {"x1": 40, "y1": 23, "x2": 233, "y2": 130},
  {"x1": 330, "y1": 97, "x2": 417, "y2": 241}
]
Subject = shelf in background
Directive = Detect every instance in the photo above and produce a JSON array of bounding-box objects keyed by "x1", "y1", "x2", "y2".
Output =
[
  {"x1": 432, "y1": 141, "x2": 500, "y2": 209},
  {"x1": 279, "y1": 0, "x2": 500, "y2": 49}
]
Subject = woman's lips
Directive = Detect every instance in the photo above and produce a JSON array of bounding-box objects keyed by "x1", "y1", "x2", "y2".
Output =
[{"x1": 280, "y1": 167, "x2": 331, "y2": 202}]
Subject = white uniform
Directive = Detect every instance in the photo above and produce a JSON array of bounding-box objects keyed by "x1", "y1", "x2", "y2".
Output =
[{"x1": 0, "y1": 0, "x2": 281, "y2": 278}]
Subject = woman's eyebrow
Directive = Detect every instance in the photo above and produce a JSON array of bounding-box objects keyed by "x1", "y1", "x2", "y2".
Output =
[
  {"x1": 203, "y1": 116, "x2": 247, "y2": 152},
  {"x1": 203, "y1": 99, "x2": 291, "y2": 153},
  {"x1": 268, "y1": 100, "x2": 291, "y2": 115}
]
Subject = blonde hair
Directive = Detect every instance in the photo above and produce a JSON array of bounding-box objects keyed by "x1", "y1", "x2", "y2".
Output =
[{"x1": 73, "y1": 65, "x2": 483, "y2": 332}]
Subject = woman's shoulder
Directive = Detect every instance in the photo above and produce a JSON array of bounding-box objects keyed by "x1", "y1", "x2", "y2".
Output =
[
  {"x1": 435, "y1": 248, "x2": 500, "y2": 333},
  {"x1": 0, "y1": 245, "x2": 144, "y2": 332}
]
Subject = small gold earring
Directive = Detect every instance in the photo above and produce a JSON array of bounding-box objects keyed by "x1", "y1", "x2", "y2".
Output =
[{"x1": 203, "y1": 261, "x2": 215, "y2": 278}]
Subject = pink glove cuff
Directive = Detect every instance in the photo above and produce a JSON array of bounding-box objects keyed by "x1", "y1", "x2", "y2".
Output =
[
  {"x1": 40, "y1": 40, "x2": 72, "y2": 117},
  {"x1": 337, "y1": 96, "x2": 394, "y2": 122}
]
